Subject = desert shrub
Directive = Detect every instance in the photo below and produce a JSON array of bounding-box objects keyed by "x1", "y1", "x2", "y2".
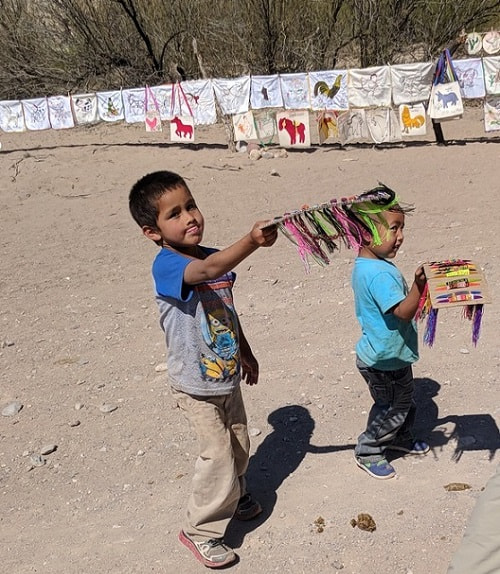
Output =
[{"x1": 0, "y1": 0, "x2": 498, "y2": 99}]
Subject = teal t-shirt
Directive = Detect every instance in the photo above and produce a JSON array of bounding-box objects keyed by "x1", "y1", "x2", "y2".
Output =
[{"x1": 351, "y1": 257, "x2": 419, "y2": 370}]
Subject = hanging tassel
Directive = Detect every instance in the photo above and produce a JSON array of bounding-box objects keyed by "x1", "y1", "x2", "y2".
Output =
[
  {"x1": 471, "y1": 304, "x2": 483, "y2": 346},
  {"x1": 423, "y1": 307, "x2": 438, "y2": 347},
  {"x1": 415, "y1": 283, "x2": 430, "y2": 321}
]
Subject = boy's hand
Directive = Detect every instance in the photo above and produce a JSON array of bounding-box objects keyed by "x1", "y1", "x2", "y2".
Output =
[
  {"x1": 250, "y1": 221, "x2": 278, "y2": 247},
  {"x1": 241, "y1": 352, "x2": 259, "y2": 386},
  {"x1": 415, "y1": 265, "x2": 426, "y2": 290}
]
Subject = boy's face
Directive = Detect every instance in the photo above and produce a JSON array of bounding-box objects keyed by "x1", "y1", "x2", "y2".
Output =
[
  {"x1": 364, "y1": 210, "x2": 405, "y2": 260},
  {"x1": 143, "y1": 185, "x2": 204, "y2": 254}
]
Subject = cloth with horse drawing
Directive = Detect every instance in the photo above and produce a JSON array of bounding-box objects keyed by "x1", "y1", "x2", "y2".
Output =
[
  {"x1": 0, "y1": 100, "x2": 26, "y2": 132},
  {"x1": 122, "y1": 87, "x2": 146, "y2": 123}
]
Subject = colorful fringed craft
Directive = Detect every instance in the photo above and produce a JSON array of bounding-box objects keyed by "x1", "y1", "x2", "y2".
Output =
[
  {"x1": 415, "y1": 260, "x2": 490, "y2": 347},
  {"x1": 265, "y1": 183, "x2": 413, "y2": 271}
]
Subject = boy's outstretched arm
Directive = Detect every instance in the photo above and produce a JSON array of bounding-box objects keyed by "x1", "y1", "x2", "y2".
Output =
[
  {"x1": 238, "y1": 319, "x2": 259, "y2": 386},
  {"x1": 391, "y1": 265, "x2": 427, "y2": 322},
  {"x1": 184, "y1": 221, "x2": 277, "y2": 285}
]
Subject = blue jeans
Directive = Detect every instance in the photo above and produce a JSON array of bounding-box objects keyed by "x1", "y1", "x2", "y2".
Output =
[{"x1": 354, "y1": 357, "x2": 416, "y2": 462}]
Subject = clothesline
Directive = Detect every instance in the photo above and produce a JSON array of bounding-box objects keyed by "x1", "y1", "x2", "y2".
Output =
[{"x1": 0, "y1": 55, "x2": 499, "y2": 135}]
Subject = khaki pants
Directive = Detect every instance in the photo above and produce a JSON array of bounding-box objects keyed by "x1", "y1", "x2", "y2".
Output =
[
  {"x1": 447, "y1": 463, "x2": 500, "y2": 574},
  {"x1": 171, "y1": 385, "x2": 250, "y2": 541}
]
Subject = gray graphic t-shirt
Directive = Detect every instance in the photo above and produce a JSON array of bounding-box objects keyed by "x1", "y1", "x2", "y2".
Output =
[{"x1": 152, "y1": 247, "x2": 241, "y2": 396}]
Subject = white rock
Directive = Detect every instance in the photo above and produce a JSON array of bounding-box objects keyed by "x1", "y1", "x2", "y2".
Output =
[
  {"x1": 2, "y1": 401, "x2": 23, "y2": 417},
  {"x1": 100, "y1": 404, "x2": 118, "y2": 413}
]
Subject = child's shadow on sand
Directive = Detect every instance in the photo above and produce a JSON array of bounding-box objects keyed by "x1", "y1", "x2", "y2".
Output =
[
  {"x1": 391, "y1": 377, "x2": 500, "y2": 463},
  {"x1": 226, "y1": 405, "x2": 353, "y2": 547}
]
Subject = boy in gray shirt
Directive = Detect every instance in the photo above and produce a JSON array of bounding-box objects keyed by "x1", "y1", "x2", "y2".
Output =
[{"x1": 129, "y1": 170, "x2": 277, "y2": 568}]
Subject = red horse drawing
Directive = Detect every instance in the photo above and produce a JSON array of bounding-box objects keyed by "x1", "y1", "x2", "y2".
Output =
[
  {"x1": 171, "y1": 116, "x2": 193, "y2": 139},
  {"x1": 279, "y1": 117, "x2": 306, "y2": 145}
]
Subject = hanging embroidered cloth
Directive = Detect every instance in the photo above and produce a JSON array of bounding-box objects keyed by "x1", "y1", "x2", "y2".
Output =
[
  {"x1": 366, "y1": 108, "x2": 402, "y2": 144},
  {"x1": 122, "y1": 87, "x2": 146, "y2": 123},
  {"x1": 149, "y1": 84, "x2": 173, "y2": 120},
  {"x1": 483, "y1": 56, "x2": 500, "y2": 95},
  {"x1": 22, "y1": 98, "x2": 51, "y2": 131},
  {"x1": 232, "y1": 111, "x2": 257, "y2": 141},
  {"x1": 97, "y1": 90, "x2": 125, "y2": 122},
  {"x1": 250, "y1": 75, "x2": 283, "y2": 109},
  {"x1": 279, "y1": 73, "x2": 311, "y2": 110},
  {"x1": 337, "y1": 109, "x2": 369, "y2": 145},
  {"x1": 308, "y1": 70, "x2": 349, "y2": 111},
  {"x1": 347, "y1": 66, "x2": 391, "y2": 108},
  {"x1": 263, "y1": 183, "x2": 409, "y2": 272},
  {"x1": 71, "y1": 93, "x2": 98, "y2": 125},
  {"x1": 316, "y1": 110, "x2": 341, "y2": 144},
  {"x1": 390, "y1": 62, "x2": 434, "y2": 105},
  {"x1": 253, "y1": 109, "x2": 277, "y2": 145},
  {"x1": 180, "y1": 79, "x2": 217, "y2": 125},
  {"x1": 483, "y1": 31, "x2": 500, "y2": 55},
  {"x1": 484, "y1": 97, "x2": 500, "y2": 132},
  {"x1": 276, "y1": 110, "x2": 311, "y2": 147},
  {"x1": 416, "y1": 260, "x2": 490, "y2": 346},
  {"x1": 212, "y1": 76, "x2": 250, "y2": 115},
  {"x1": 398, "y1": 103, "x2": 427, "y2": 137},
  {"x1": 465, "y1": 32, "x2": 483, "y2": 55},
  {"x1": 0, "y1": 100, "x2": 26, "y2": 132},
  {"x1": 48, "y1": 95, "x2": 75, "y2": 130},
  {"x1": 453, "y1": 58, "x2": 486, "y2": 99}
]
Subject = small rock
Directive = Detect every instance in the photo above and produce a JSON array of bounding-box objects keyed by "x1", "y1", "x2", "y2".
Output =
[
  {"x1": 100, "y1": 404, "x2": 118, "y2": 414},
  {"x1": 30, "y1": 454, "x2": 46, "y2": 467},
  {"x1": 1, "y1": 339, "x2": 15, "y2": 348},
  {"x1": 444, "y1": 482, "x2": 471, "y2": 491},
  {"x1": 75, "y1": 402, "x2": 84, "y2": 410},
  {"x1": 69, "y1": 420, "x2": 81, "y2": 427},
  {"x1": 249, "y1": 427, "x2": 261, "y2": 437},
  {"x1": 40, "y1": 444, "x2": 57, "y2": 455},
  {"x1": 155, "y1": 363, "x2": 168, "y2": 373},
  {"x1": 459, "y1": 348, "x2": 470, "y2": 354},
  {"x1": 2, "y1": 401, "x2": 23, "y2": 417},
  {"x1": 269, "y1": 168, "x2": 280, "y2": 176},
  {"x1": 248, "y1": 149, "x2": 261, "y2": 160},
  {"x1": 274, "y1": 148, "x2": 288, "y2": 158}
]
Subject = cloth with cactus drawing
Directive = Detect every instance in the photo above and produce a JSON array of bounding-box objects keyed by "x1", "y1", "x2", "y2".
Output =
[{"x1": 97, "y1": 90, "x2": 124, "y2": 122}]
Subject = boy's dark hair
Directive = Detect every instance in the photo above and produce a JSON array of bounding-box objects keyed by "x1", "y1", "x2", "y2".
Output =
[{"x1": 129, "y1": 170, "x2": 187, "y2": 228}]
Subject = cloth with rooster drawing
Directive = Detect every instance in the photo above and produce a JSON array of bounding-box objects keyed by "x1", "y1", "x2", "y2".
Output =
[
  {"x1": 152, "y1": 246, "x2": 242, "y2": 397},
  {"x1": 308, "y1": 70, "x2": 349, "y2": 111}
]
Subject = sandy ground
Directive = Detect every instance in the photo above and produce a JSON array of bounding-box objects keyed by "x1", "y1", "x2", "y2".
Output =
[{"x1": 1, "y1": 108, "x2": 499, "y2": 574}]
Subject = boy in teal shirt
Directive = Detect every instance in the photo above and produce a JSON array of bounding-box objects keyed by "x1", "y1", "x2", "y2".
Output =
[{"x1": 352, "y1": 205, "x2": 429, "y2": 479}]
